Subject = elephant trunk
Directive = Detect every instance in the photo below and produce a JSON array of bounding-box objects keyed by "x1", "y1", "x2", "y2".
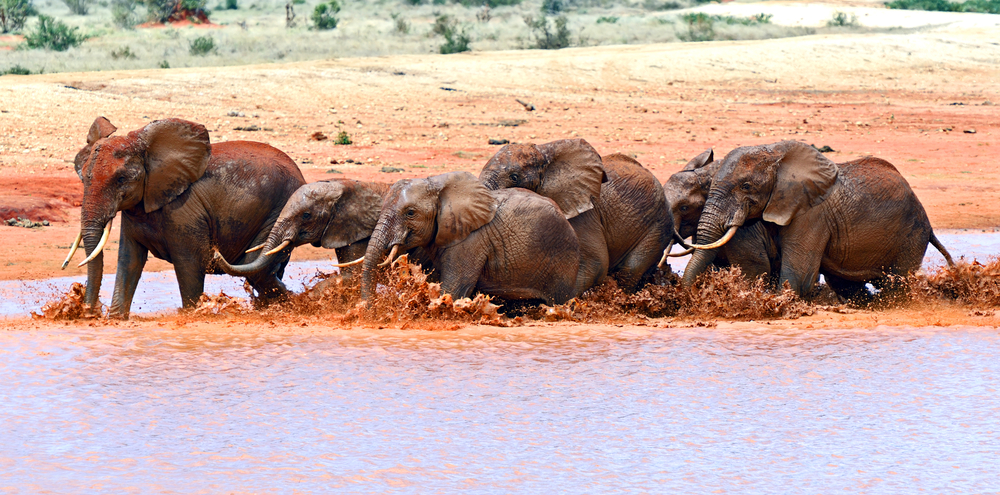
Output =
[
  {"x1": 80, "y1": 218, "x2": 110, "y2": 314},
  {"x1": 682, "y1": 201, "x2": 729, "y2": 287},
  {"x1": 215, "y1": 224, "x2": 287, "y2": 277},
  {"x1": 361, "y1": 215, "x2": 401, "y2": 302}
]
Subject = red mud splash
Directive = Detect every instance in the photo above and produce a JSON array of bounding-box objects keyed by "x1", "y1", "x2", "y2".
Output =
[
  {"x1": 912, "y1": 258, "x2": 1000, "y2": 308},
  {"x1": 31, "y1": 283, "x2": 98, "y2": 320}
]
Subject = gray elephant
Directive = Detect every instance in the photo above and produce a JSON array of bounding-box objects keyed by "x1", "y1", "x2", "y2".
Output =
[
  {"x1": 361, "y1": 171, "x2": 579, "y2": 305},
  {"x1": 213, "y1": 179, "x2": 391, "y2": 281},
  {"x1": 65, "y1": 117, "x2": 305, "y2": 318},
  {"x1": 661, "y1": 148, "x2": 779, "y2": 283},
  {"x1": 479, "y1": 139, "x2": 670, "y2": 295},
  {"x1": 683, "y1": 140, "x2": 953, "y2": 301}
]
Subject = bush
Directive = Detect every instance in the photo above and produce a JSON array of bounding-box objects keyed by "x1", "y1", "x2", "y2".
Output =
[
  {"x1": 224, "y1": 0, "x2": 237, "y2": 9},
  {"x1": 111, "y1": 0, "x2": 139, "y2": 28},
  {"x1": 596, "y1": 16, "x2": 617, "y2": 23},
  {"x1": 62, "y1": 0, "x2": 89, "y2": 15},
  {"x1": 432, "y1": 14, "x2": 451, "y2": 36},
  {"x1": 541, "y1": 0, "x2": 563, "y2": 13},
  {"x1": 0, "y1": 0, "x2": 37, "y2": 33},
  {"x1": 524, "y1": 14, "x2": 571, "y2": 49},
  {"x1": 158, "y1": 59, "x2": 170, "y2": 68},
  {"x1": 188, "y1": 34, "x2": 215, "y2": 55},
  {"x1": 440, "y1": 25, "x2": 470, "y2": 53},
  {"x1": 21, "y1": 14, "x2": 88, "y2": 50},
  {"x1": 887, "y1": 0, "x2": 999, "y2": 13},
  {"x1": 390, "y1": 12, "x2": 409, "y2": 34},
  {"x1": 1, "y1": 64, "x2": 32, "y2": 75},
  {"x1": 456, "y1": 0, "x2": 521, "y2": 6},
  {"x1": 827, "y1": 11, "x2": 858, "y2": 27},
  {"x1": 335, "y1": 130, "x2": 351, "y2": 145},
  {"x1": 679, "y1": 12, "x2": 714, "y2": 41},
  {"x1": 110, "y1": 45, "x2": 136, "y2": 59},
  {"x1": 143, "y1": 0, "x2": 207, "y2": 23},
  {"x1": 311, "y1": 0, "x2": 339, "y2": 30}
]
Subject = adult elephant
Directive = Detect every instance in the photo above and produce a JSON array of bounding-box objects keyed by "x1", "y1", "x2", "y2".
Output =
[
  {"x1": 661, "y1": 148, "x2": 779, "y2": 283},
  {"x1": 64, "y1": 117, "x2": 305, "y2": 319},
  {"x1": 682, "y1": 140, "x2": 954, "y2": 301},
  {"x1": 213, "y1": 179, "x2": 390, "y2": 281},
  {"x1": 479, "y1": 139, "x2": 669, "y2": 294},
  {"x1": 361, "y1": 171, "x2": 579, "y2": 305}
]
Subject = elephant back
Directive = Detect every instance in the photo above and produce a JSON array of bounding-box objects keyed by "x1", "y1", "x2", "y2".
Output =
[{"x1": 595, "y1": 153, "x2": 670, "y2": 271}]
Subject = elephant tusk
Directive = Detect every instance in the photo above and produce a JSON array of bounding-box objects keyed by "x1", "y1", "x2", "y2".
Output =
[
  {"x1": 687, "y1": 226, "x2": 738, "y2": 250},
  {"x1": 263, "y1": 240, "x2": 291, "y2": 257},
  {"x1": 331, "y1": 256, "x2": 364, "y2": 268},
  {"x1": 61, "y1": 232, "x2": 84, "y2": 270},
  {"x1": 77, "y1": 219, "x2": 113, "y2": 268},
  {"x1": 245, "y1": 243, "x2": 265, "y2": 253},
  {"x1": 668, "y1": 247, "x2": 695, "y2": 257},
  {"x1": 378, "y1": 245, "x2": 399, "y2": 267}
]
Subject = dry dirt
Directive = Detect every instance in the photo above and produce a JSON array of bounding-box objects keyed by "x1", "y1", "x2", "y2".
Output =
[{"x1": 1, "y1": 26, "x2": 998, "y2": 330}]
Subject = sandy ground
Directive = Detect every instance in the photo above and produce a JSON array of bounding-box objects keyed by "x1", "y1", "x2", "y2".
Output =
[{"x1": 1, "y1": 14, "x2": 998, "y2": 328}]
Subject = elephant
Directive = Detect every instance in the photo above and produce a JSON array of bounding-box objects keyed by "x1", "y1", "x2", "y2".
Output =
[
  {"x1": 661, "y1": 148, "x2": 780, "y2": 284},
  {"x1": 478, "y1": 139, "x2": 670, "y2": 295},
  {"x1": 213, "y1": 179, "x2": 391, "y2": 281},
  {"x1": 64, "y1": 117, "x2": 306, "y2": 319},
  {"x1": 682, "y1": 140, "x2": 954, "y2": 302},
  {"x1": 361, "y1": 171, "x2": 579, "y2": 306}
]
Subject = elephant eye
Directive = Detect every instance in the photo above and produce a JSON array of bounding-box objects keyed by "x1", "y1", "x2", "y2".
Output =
[
  {"x1": 679, "y1": 205, "x2": 689, "y2": 212},
  {"x1": 117, "y1": 175, "x2": 129, "y2": 185},
  {"x1": 509, "y1": 173, "x2": 520, "y2": 183},
  {"x1": 740, "y1": 182, "x2": 752, "y2": 192},
  {"x1": 302, "y1": 212, "x2": 312, "y2": 220},
  {"x1": 405, "y1": 208, "x2": 416, "y2": 218}
]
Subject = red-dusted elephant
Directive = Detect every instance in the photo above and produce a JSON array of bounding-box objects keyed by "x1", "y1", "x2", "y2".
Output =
[{"x1": 65, "y1": 117, "x2": 305, "y2": 319}]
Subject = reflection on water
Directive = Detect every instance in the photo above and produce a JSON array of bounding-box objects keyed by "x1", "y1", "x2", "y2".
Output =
[
  {"x1": 1, "y1": 232, "x2": 993, "y2": 318},
  {"x1": 1, "y1": 326, "x2": 998, "y2": 492}
]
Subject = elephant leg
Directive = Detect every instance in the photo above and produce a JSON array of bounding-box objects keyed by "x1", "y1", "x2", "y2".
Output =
[
  {"x1": 108, "y1": 233, "x2": 148, "y2": 319},
  {"x1": 248, "y1": 249, "x2": 291, "y2": 306},
  {"x1": 438, "y1": 246, "x2": 486, "y2": 300},
  {"x1": 173, "y1": 258, "x2": 207, "y2": 309},
  {"x1": 823, "y1": 273, "x2": 872, "y2": 306},
  {"x1": 612, "y1": 229, "x2": 664, "y2": 293},
  {"x1": 722, "y1": 223, "x2": 774, "y2": 285},
  {"x1": 569, "y1": 212, "x2": 608, "y2": 296}
]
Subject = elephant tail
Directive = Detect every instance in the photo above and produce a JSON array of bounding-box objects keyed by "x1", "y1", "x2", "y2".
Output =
[{"x1": 929, "y1": 231, "x2": 955, "y2": 268}]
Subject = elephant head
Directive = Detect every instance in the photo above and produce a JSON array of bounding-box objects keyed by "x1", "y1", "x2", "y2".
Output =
[
  {"x1": 66, "y1": 117, "x2": 212, "y2": 310},
  {"x1": 478, "y1": 138, "x2": 606, "y2": 219},
  {"x1": 682, "y1": 140, "x2": 838, "y2": 286},
  {"x1": 361, "y1": 171, "x2": 496, "y2": 301},
  {"x1": 664, "y1": 148, "x2": 720, "y2": 240},
  {"x1": 213, "y1": 180, "x2": 386, "y2": 276}
]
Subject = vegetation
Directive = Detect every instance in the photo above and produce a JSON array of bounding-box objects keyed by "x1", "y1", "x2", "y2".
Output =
[
  {"x1": 311, "y1": 0, "x2": 339, "y2": 30},
  {"x1": 110, "y1": 0, "x2": 139, "y2": 28},
  {"x1": 334, "y1": 130, "x2": 352, "y2": 145},
  {"x1": 1, "y1": 0, "x2": 36, "y2": 33},
  {"x1": 433, "y1": 14, "x2": 470, "y2": 53},
  {"x1": 827, "y1": 11, "x2": 858, "y2": 27},
  {"x1": 390, "y1": 12, "x2": 409, "y2": 34},
  {"x1": 886, "y1": 0, "x2": 1000, "y2": 13},
  {"x1": 679, "y1": 12, "x2": 773, "y2": 41},
  {"x1": 144, "y1": 0, "x2": 208, "y2": 23},
  {"x1": 1, "y1": 64, "x2": 32, "y2": 75},
  {"x1": 62, "y1": 0, "x2": 89, "y2": 15},
  {"x1": 596, "y1": 15, "x2": 617, "y2": 24},
  {"x1": 110, "y1": 45, "x2": 137, "y2": 59},
  {"x1": 21, "y1": 14, "x2": 88, "y2": 50},
  {"x1": 188, "y1": 34, "x2": 215, "y2": 55},
  {"x1": 524, "y1": 14, "x2": 572, "y2": 49}
]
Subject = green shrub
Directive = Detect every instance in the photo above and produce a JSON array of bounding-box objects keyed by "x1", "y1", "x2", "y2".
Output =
[
  {"x1": 111, "y1": 0, "x2": 139, "y2": 28},
  {"x1": 390, "y1": 12, "x2": 409, "y2": 34},
  {"x1": 1, "y1": 0, "x2": 37, "y2": 33},
  {"x1": 143, "y1": 0, "x2": 207, "y2": 23},
  {"x1": 224, "y1": 0, "x2": 237, "y2": 9},
  {"x1": 827, "y1": 11, "x2": 858, "y2": 26},
  {"x1": 679, "y1": 12, "x2": 713, "y2": 41},
  {"x1": 886, "y1": 0, "x2": 999, "y2": 12},
  {"x1": 188, "y1": 34, "x2": 215, "y2": 55},
  {"x1": 62, "y1": 0, "x2": 89, "y2": 15},
  {"x1": 541, "y1": 0, "x2": 563, "y2": 13},
  {"x1": 455, "y1": 0, "x2": 522, "y2": 6},
  {"x1": 158, "y1": 59, "x2": 170, "y2": 68},
  {"x1": 524, "y1": 14, "x2": 571, "y2": 49},
  {"x1": 21, "y1": 14, "x2": 88, "y2": 50},
  {"x1": 440, "y1": 25, "x2": 470, "y2": 53},
  {"x1": 1, "y1": 64, "x2": 32, "y2": 75},
  {"x1": 110, "y1": 45, "x2": 136, "y2": 59},
  {"x1": 432, "y1": 14, "x2": 451, "y2": 35},
  {"x1": 335, "y1": 131, "x2": 352, "y2": 145},
  {"x1": 311, "y1": 0, "x2": 339, "y2": 30},
  {"x1": 596, "y1": 16, "x2": 617, "y2": 23}
]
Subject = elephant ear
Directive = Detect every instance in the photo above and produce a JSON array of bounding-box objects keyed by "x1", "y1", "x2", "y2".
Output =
[
  {"x1": 74, "y1": 117, "x2": 118, "y2": 180},
  {"x1": 763, "y1": 141, "x2": 839, "y2": 226},
  {"x1": 321, "y1": 181, "x2": 385, "y2": 249},
  {"x1": 682, "y1": 148, "x2": 714, "y2": 171},
  {"x1": 431, "y1": 171, "x2": 497, "y2": 248},
  {"x1": 139, "y1": 118, "x2": 211, "y2": 213},
  {"x1": 535, "y1": 139, "x2": 606, "y2": 219}
]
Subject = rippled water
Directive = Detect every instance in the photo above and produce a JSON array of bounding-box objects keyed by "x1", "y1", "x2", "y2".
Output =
[{"x1": 1, "y1": 325, "x2": 998, "y2": 492}]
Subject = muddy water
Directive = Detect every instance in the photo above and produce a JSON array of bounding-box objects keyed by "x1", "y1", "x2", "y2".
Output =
[{"x1": 1, "y1": 325, "x2": 998, "y2": 492}]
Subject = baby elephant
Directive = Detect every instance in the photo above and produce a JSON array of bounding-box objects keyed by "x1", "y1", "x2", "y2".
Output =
[
  {"x1": 361, "y1": 171, "x2": 579, "y2": 305},
  {"x1": 214, "y1": 179, "x2": 389, "y2": 280}
]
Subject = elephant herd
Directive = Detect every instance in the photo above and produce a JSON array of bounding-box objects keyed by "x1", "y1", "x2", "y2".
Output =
[{"x1": 64, "y1": 117, "x2": 953, "y2": 320}]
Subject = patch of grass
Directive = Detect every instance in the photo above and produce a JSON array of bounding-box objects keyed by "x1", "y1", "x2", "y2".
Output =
[
  {"x1": 1, "y1": 64, "x2": 32, "y2": 75},
  {"x1": 188, "y1": 34, "x2": 215, "y2": 55},
  {"x1": 390, "y1": 12, "x2": 409, "y2": 34},
  {"x1": 1, "y1": 0, "x2": 38, "y2": 33},
  {"x1": 311, "y1": 0, "x2": 339, "y2": 30},
  {"x1": 678, "y1": 12, "x2": 773, "y2": 41},
  {"x1": 158, "y1": 59, "x2": 169, "y2": 68},
  {"x1": 887, "y1": 0, "x2": 1000, "y2": 13},
  {"x1": 110, "y1": 44, "x2": 136, "y2": 59},
  {"x1": 334, "y1": 130, "x2": 352, "y2": 145},
  {"x1": 524, "y1": 14, "x2": 571, "y2": 49},
  {"x1": 110, "y1": 0, "x2": 139, "y2": 28},
  {"x1": 827, "y1": 11, "x2": 858, "y2": 27},
  {"x1": 21, "y1": 15, "x2": 89, "y2": 51},
  {"x1": 434, "y1": 14, "x2": 471, "y2": 54},
  {"x1": 596, "y1": 15, "x2": 617, "y2": 24}
]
